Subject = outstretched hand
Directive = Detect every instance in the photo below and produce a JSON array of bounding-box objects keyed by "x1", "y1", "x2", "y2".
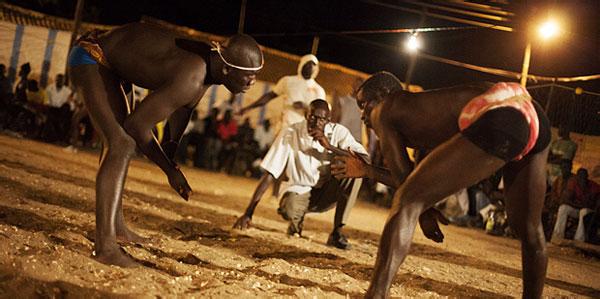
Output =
[
  {"x1": 418, "y1": 208, "x2": 450, "y2": 243},
  {"x1": 168, "y1": 167, "x2": 192, "y2": 201},
  {"x1": 331, "y1": 149, "x2": 369, "y2": 179},
  {"x1": 233, "y1": 215, "x2": 252, "y2": 230}
]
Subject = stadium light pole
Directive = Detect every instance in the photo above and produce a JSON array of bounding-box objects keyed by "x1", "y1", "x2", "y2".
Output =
[{"x1": 520, "y1": 18, "x2": 560, "y2": 87}]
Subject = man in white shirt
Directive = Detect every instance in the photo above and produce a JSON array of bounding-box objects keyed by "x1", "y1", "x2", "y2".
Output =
[
  {"x1": 234, "y1": 99, "x2": 368, "y2": 249},
  {"x1": 46, "y1": 74, "x2": 72, "y2": 108},
  {"x1": 240, "y1": 54, "x2": 326, "y2": 128}
]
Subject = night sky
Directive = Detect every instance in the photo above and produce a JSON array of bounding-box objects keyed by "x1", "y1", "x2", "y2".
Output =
[{"x1": 10, "y1": 0, "x2": 600, "y2": 93}]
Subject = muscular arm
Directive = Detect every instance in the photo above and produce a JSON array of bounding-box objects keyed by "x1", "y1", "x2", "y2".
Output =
[
  {"x1": 241, "y1": 91, "x2": 278, "y2": 113},
  {"x1": 233, "y1": 173, "x2": 275, "y2": 229},
  {"x1": 123, "y1": 76, "x2": 204, "y2": 199},
  {"x1": 162, "y1": 106, "x2": 194, "y2": 160},
  {"x1": 167, "y1": 106, "x2": 194, "y2": 143}
]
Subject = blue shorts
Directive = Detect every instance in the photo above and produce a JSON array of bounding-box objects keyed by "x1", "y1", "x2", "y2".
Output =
[{"x1": 68, "y1": 46, "x2": 97, "y2": 67}]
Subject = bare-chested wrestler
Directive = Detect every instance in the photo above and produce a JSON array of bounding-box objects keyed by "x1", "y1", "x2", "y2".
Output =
[
  {"x1": 333, "y1": 72, "x2": 550, "y2": 298},
  {"x1": 67, "y1": 22, "x2": 263, "y2": 267}
]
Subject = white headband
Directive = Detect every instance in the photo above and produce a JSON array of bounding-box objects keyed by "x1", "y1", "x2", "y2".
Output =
[{"x1": 211, "y1": 41, "x2": 263, "y2": 71}]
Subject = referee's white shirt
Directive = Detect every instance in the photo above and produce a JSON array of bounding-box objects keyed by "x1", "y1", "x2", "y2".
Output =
[{"x1": 260, "y1": 120, "x2": 368, "y2": 196}]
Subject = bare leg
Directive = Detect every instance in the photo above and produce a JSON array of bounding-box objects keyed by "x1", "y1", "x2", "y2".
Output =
[
  {"x1": 366, "y1": 135, "x2": 505, "y2": 298},
  {"x1": 71, "y1": 64, "x2": 138, "y2": 267},
  {"x1": 115, "y1": 197, "x2": 149, "y2": 244},
  {"x1": 503, "y1": 147, "x2": 549, "y2": 299}
]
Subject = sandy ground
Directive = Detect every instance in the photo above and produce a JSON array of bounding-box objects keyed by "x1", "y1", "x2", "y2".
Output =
[{"x1": 0, "y1": 133, "x2": 598, "y2": 298}]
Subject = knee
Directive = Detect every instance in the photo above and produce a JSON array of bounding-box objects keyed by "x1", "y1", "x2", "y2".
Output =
[
  {"x1": 390, "y1": 190, "x2": 424, "y2": 221},
  {"x1": 557, "y1": 204, "x2": 569, "y2": 215},
  {"x1": 511, "y1": 220, "x2": 545, "y2": 245},
  {"x1": 107, "y1": 133, "x2": 137, "y2": 158},
  {"x1": 393, "y1": 186, "x2": 429, "y2": 212}
]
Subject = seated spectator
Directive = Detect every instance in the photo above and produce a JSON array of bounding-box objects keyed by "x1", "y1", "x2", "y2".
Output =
[
  {"x1": 0, "y1": 64, "x2": 13, "y2": 127},
  {"x1": 46, "y1": 74, "x2": 72, "y2": 108},
  {"x1": 26, "y1": 79, "x2": 48, "y2": 106},
  {"x1": 586, "y1": 164, "x2": 600, "y2": 244},
  {"x1": 0, "y1": 64, "x2": 12, "y2": 106},
  {"x1": 551, "y1": 168, "x2": 600, "y2": 243},
  {"x1": 14, "y1": 63, "x2": 31, "y2": 103},
  {"x1": 44, "y1": 74, "x2": 73, "y2": 143},
  {"x1": 217, "y1": 110, "x2": 238, "y2": 171},
  {"x1": 175, "y1": 110, "x2": 204, "y2": 165},
  {"x1": 543, "y1": 160, "x2": 573, "y2": 238}
]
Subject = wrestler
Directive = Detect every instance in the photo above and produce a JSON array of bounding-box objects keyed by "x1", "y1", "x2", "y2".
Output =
[
  {"x1": 334, "y1": 72, "x2": 550, "y2": 298},
  {"x1": 68, "y1": 22, "x2": 263, "y2": 267}
]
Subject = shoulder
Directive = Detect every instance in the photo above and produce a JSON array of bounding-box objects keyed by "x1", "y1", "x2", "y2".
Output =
[
  {"x1": 277, "y1": 76, "x2": 293, "y2": 85},
  {"x1": 330, "y1": 123, "x2": 351, "y2": 135}
]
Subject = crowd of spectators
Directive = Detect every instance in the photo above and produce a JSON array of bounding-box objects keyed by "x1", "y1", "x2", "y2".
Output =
[
  {"x1": 0, "y1": 62, "x2": 275, "y2": 179},
  {"x1": 0, "y1": 62, "x2": 93, "y2": 146}
]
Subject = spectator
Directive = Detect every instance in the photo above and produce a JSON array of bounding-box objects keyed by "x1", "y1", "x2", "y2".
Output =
[
  {"x1": 219, "y1": 93, "x2": 242, "y2": 120},
  {"x1": 547, "y1": 125, "x2": 577, "y2": 184},
  {"x1": 14, "y1": 63, "x2": 31, "y2": 103},
  {"x1": 175, "y1": 110, "x2": 204, "y2": 165},
  {"x1": 217, "y1": 110, "x2": 238, "y2": 170},
  {"x1": 551, "y1": 168, "x2": 600, "y2": 243},
  {"x1": 45, "y1": 74, "x2": 73, "y2": 143},
  {"x1": 0, "y1": 64, "x2": 13, "y2": 127},
  {"x1": 0, "y1": 64, "x2": 12, "y2": 105},
  {"x1": 254, "y1": 119, "x2": 275, "y2": 154},
  {"x1": 202, "y1": 107, "x2": 221, "y2": 170},
  {"x1": 26, "y1": 79, "x2": 48, "y2": 106},
  {"x1": 46, "y1": 74, "x2": 72, "y2": 108},
  {"x1": 228, "y1": 118, "x2": 260, "y2": 176},
  {"x1": 543, "y1": 160, "x2": 574, "y2": 238},
  {"x1": 331, "y1": 78, "x2": 364, "y2": 143},
  {"x1": 241, "y1": 54, "x2": 326, "y2": 129}
]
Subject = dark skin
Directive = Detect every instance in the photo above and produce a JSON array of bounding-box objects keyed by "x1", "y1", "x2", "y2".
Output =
[
  {"x1": 69, "y1": 22, "x2": 261, "y2": 267},
  {"x1": 239, "y1": 61, "x2": 317, "y2": 115},
  {"x1": 335, "y1": 83, "x2": 548, "y2": 298},
  {"x1": 233, "y1": 101, "x2": 365, "y2": 230},
  {"x1": 331, "y1": 151, "x2": 449, "y2": 243}
]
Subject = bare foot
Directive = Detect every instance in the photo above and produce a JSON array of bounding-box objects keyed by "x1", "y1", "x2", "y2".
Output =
[
  {"x1": 94, "y1": 246, "x2": 139, "y2": 268},
  {"x1": 116, "y1": 227, "x2": 150, "y2": 245}
]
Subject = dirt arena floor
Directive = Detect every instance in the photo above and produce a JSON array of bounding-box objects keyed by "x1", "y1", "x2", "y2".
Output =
[{"x1": 0, "y1": 133, "x2": 599, "y2": 298}]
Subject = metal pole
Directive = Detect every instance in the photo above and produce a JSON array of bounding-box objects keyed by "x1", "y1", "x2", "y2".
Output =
[
  {"x1": 520, "y1": 41, "x2": 531, "y2": 87},
  {"x1": 65, "y1": 0, "x2": 85, "y2": 76},
  {"x1": 238, "y1": 0, "x2": 247, "y2": 34},
  {"x1": 311, "y1": 36, "x2": 320, "y2": 55}
]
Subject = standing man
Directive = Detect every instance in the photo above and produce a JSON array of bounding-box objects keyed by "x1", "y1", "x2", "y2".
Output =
[
  {"x1": 240, "y1": 54, "x2": 326, "y2": 128},
  {"x1": 547, "y1": 125, "x2": 578, "y2": 184},
  {"x1": 331, "y1": 78, "x2": 364, "y2": 143},
  {"x1": 68, "y1": 22, "x2": 263, "y2": 267},
  {"x1": 233, "y1": 99, "x2": 367, "y2": 249},
  {"x1": 335, "y1": 72, "x2": 551, "y2": 298},
  {"x1": 240, "y1": 54, "x2": 326, "y2": 196}
]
